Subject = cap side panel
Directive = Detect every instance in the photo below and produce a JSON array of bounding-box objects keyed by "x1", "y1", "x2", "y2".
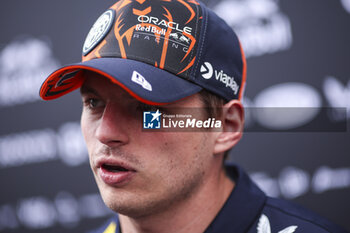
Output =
[
  {"x1": 239, "y1": 42, "x2": 247, "y2": 101},
  {"x1": 191, "y1": 8, "x2": 244, "y2": 102}
]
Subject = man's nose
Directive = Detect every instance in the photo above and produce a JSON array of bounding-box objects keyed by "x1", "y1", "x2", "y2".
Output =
[{"x1": 95, "y1": 102, "x2": 129, "y2": 147}]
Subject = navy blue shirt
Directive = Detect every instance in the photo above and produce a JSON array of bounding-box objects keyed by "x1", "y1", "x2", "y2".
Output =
[{"x1": 91, "y1": 164, "x2": 348, "y2": 233}]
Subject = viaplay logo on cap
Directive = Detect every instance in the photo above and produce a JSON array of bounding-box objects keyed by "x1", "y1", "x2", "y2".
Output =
[{"x1": 200, "y1": 62, "x2": 239, "y2": 95}]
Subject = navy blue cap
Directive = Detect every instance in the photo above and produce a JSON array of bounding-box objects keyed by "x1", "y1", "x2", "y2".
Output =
[{"x1": 40, "y1": 0, "x2": 246, "y2": 105}]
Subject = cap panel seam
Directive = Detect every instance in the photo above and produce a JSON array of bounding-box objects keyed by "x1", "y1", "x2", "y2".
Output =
[
  {"x1": 191, "y1": 2, "x2": 208, "y2": 80},
  {"x1": 183, "y1": 2, "x2": 201, "y2": 79}
]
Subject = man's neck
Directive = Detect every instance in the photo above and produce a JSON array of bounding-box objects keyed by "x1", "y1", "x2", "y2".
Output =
[{"x1": 118, "y1": 168, "x2": 234, "y2": 233}]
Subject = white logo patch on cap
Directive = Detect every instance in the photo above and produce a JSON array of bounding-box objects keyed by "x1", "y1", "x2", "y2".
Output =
[
  {"x1": 200, "y1": 62, "x2": 213, "y2": 79},
  {"x1": 82, "y1": 9, "x2": 115, "y2": 56},
  {"x1": 131, "y1": 71, "x2": 152, "y2": 91}
]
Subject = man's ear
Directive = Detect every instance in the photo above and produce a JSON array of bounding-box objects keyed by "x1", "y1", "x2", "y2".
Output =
[{"x1": 213, "y1": 100, "x2": 244, "y2": 155}]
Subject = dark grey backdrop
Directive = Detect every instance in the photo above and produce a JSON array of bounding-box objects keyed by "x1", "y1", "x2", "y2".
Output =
[{"x1": 0, "y1": 0, "x2": 349, "y2": 232}]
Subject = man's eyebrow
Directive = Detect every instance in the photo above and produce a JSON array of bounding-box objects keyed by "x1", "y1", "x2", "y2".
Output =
[{"x1": 80, "y1": 85, "x2": 100, "y2": 97}]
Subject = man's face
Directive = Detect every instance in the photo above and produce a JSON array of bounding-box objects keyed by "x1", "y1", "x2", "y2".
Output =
[{"x1": 80, "y1": 72, "x2": 219, "y2": 218}]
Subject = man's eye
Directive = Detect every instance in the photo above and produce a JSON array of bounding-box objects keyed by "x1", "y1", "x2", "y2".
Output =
[{"x1": 84, "y1": 98, "x2": 104, "y2": 109}]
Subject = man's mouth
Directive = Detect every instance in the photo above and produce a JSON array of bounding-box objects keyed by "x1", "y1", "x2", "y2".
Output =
[
  {"x1": 101, "y1": 163, "x2": 130, "y2": 172},
  {"x1": 97, "y1": 160, "x2": 136, "y2": 186}
]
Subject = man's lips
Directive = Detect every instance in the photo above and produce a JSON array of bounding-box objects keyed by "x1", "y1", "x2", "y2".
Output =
[
  {"x1": 96, "y1": 158, "x2": 136, "y2": 171},
  {"x1": 96, "y1": 158, "x2": 136, "y2": 186}
]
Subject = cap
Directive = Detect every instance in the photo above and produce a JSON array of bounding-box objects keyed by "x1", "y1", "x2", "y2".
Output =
[{"x1": 39, "y1": 0, "x2": 246, "y2": 105}]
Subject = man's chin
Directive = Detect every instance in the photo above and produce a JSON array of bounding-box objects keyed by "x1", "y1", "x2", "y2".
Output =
[
  {"x1": 99, "y1": 188, "x2": 142, "y2": 216},
  {"x1": 99, "y1": 189, "x2": 171, "y2": 219},
  {"x1": 102, "y1": 198, "x2": 151, "y2": 218}
]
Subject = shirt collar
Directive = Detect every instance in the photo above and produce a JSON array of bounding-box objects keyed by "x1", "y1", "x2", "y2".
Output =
[{"x1": 204, "y1": 163, "x2": 267, "y2": 233}]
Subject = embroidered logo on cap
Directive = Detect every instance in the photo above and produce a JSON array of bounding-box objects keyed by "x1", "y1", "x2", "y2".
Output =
[
  {"x1": 200, "y1": 61, "x2": 240, "y2": 95},
  {"x1": 200, "y1": 62, "x2": 214, "y2": 79},
  {"x1": 82, "y1": 9, "x2": 115, "y2": 56},
  {"x1": 131, "y1": 71, "x2": 152, "y2": 91}
]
